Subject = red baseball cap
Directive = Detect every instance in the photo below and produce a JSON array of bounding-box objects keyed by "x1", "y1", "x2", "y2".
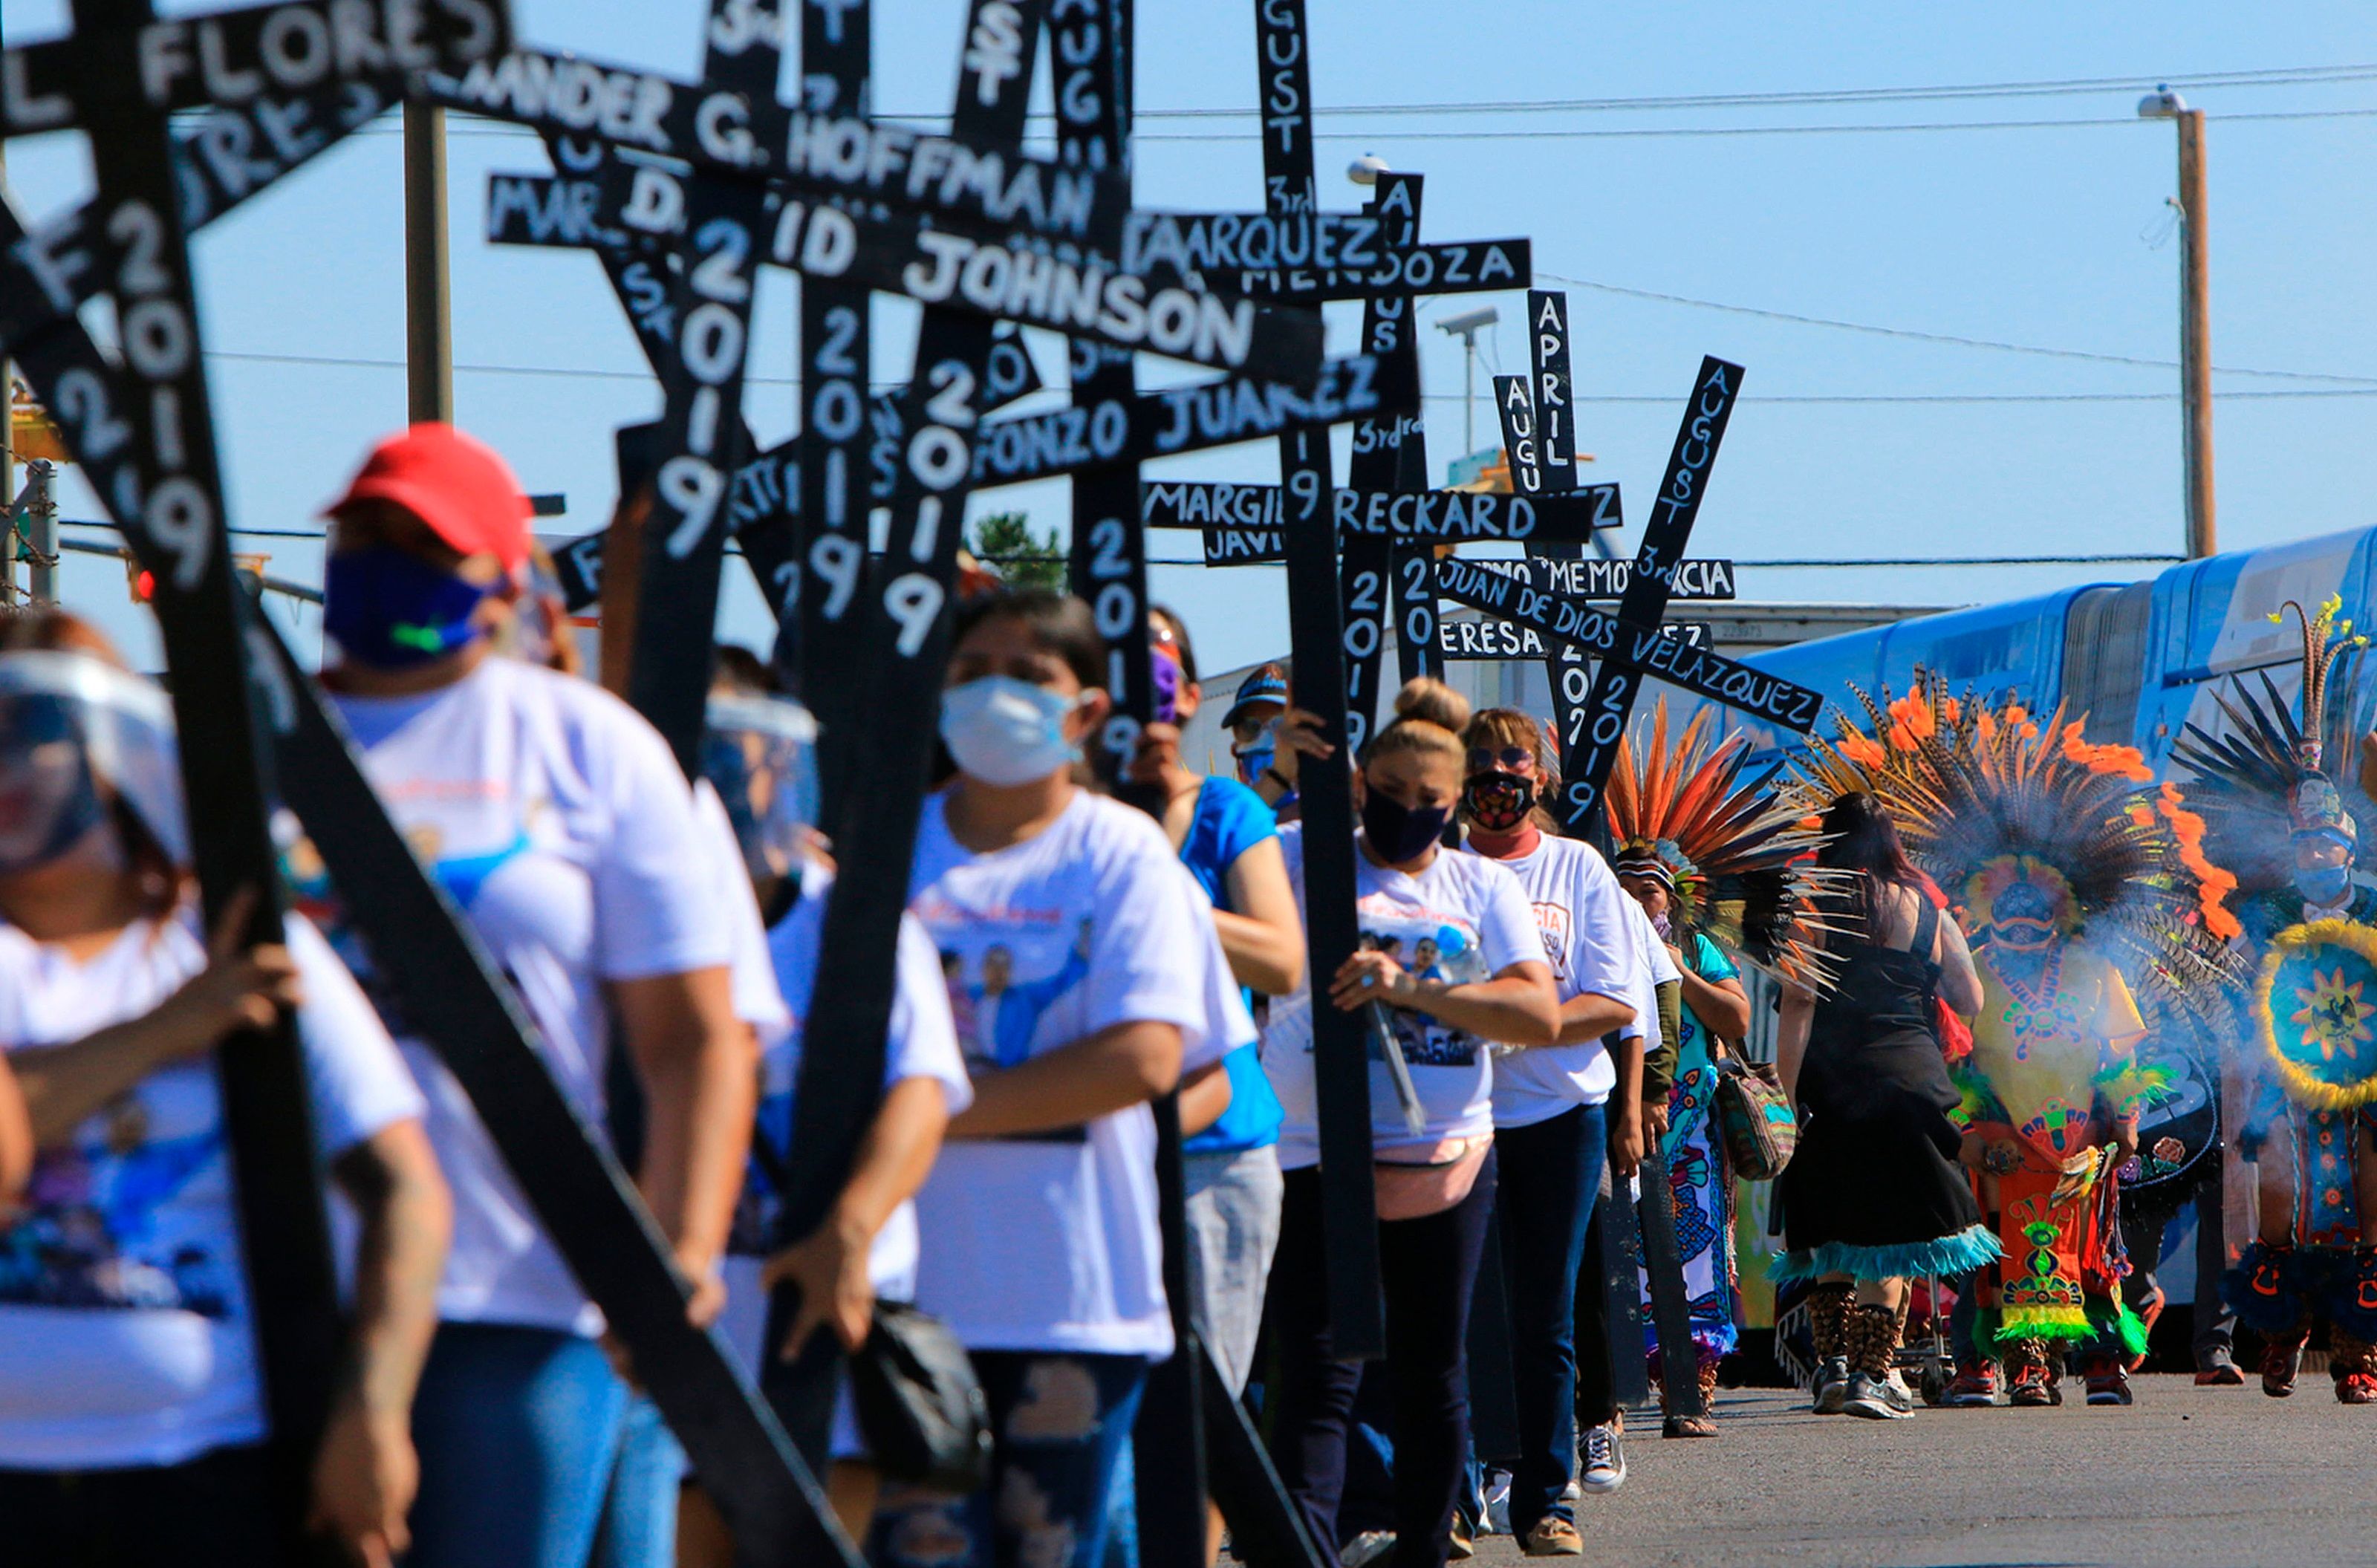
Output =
[{"x1": 326, "y1": 423, "x2": 533, "y2": 572}]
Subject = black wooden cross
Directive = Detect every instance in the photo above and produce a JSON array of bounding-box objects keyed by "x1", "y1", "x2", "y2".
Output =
[
  {"x1": 481, "y1": 136, "x2": 1316, "y2": 380},
  {"x1": 1338, "y1": 171, "x2": 1424, "y2": 742},
  {"x1": 1247, "y1": 0, "x2": 1384, "y2": 1361},
  {"x1": 0, "y1": 4, "x2": 506, "y2": 1554},
  {"x1": 1043, "y1": 11, "x2": 1211, "y2": 1566},
  {"x1": 1434, "y1": 615, "x2": 1712, "y2": 661},
  {"x1": 1144, "y1": 478, "x2": 1619, "y2": 560},
  {"x1": 763, "y1": 0, "x2": 1052, "y2": 1465},
  {"x1": 604, "y1": 0, "x2": 784, "y2": 777},
  {"x1": 1490, "y1": 355, "x2": 1590, "y2": 752},
  {"x1": 787, "y1": 0, "x2": 872, "y2": 787},
  {"x1": 1428, "y1": 359, "x2": 1827, "y2": 825}
]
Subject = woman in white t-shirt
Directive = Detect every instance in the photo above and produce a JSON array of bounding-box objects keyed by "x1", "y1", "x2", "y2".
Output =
[
  {"x1": 0, "y1": 614, "x2": 447, "y2": 1568},
  {"x1": 879, "y1": 588, "x2": 1225, "y2": 1568},
  {"x1": 1452, "y1": 707, "x2": 1640, "y2": 1546},
  {"x1": 308, "y1": 426, "x2": 764, "y2": 1568},
  {"x1": 1261, "y1": 680, "x2": 1559, "y2": 1568},
  {"x1": 670, "y1": 680, "x2": 969, "y2": 1560}
]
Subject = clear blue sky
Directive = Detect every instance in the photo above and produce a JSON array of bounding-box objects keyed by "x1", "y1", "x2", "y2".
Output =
[{"x1": 6, "y1": 0, "x2": 2375, "y2": 674}]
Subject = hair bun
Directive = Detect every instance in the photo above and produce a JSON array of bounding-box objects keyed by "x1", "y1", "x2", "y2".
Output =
[{"x1": 1392, "y1": 676, "x2": 1471, "y2": 735}]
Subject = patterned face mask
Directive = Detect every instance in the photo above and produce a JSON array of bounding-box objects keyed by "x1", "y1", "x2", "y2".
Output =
[{"x1": 1460, "y1": 770, "x2": 1535, "y2": 833}]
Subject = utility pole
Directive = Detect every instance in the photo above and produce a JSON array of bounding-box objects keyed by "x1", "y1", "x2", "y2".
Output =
[
  {"x1": 25, "y1": 461, "x2": 54, "y2": 603},
  {"x1": 2178, "y1": 109, "x2": 2215, "y2": 560},
  {"x1": 403, "y1": 102, "x2": 454, "y2": 425},
  {"x1": 2142, "y1": 87, "x2": 2215, "y2": 559}
]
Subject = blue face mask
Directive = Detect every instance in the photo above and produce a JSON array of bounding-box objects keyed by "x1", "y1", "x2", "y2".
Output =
[
  {"x1": 939, "y1": 674, "x2": 1081, "y2": 786},
  {"x1": 2297, "y1": 862, "x2": 2354, "y2": 907},
  {"x1": 324, "y1": 546, "x2": 493, "y2": 671}
]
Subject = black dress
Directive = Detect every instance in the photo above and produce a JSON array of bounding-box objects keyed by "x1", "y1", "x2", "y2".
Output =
[{"x1": 1775, "y1": 897, "x2": 1995, "y2": 1281}]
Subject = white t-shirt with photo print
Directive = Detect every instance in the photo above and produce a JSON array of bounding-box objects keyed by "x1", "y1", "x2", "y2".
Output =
[
  {"x1": 1264, "y1": 825, "x2": 1549, "y2": 1168},
  {"x1": 906, "y1": 788, "x2": 1223, "y2": 1358},
  {"x1": 1476, "y1": 834, "x2": 1642, "y2": 1128},
  {"x1": 0, "y1": 909, "x2": 423, "y2": 1468},
  {"x1": 317, "y1": 656, "x2": 748, "y2": 1337}
]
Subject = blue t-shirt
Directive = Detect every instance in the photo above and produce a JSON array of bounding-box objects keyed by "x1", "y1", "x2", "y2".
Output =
[{"x1": 1178, "y1": 777, "x2": 1287, "y2": 1154}]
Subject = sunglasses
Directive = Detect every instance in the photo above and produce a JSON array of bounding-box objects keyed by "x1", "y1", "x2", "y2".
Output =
[{"x1": 1466, "y1": 746, "x2": 1535, "y2": 773}]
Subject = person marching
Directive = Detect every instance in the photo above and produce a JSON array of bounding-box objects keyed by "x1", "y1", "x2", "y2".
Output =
[
  {"x1": 1797, "y1": 680, "x2": 2243, "y2": 1409},
  {"x1": 686, "y1": 676, "x2": 969, "y2": 1550},
  {"x1": 1768, "y1": 773, "x2": 1995, "y2": 1422},
  {"x1": 2178, "y1": 596, "x2": 2377, "y2": 1402},
  {"x1": 304, "y1": 426, "x2": 767, "y2": 1568},
  {"x1": 0, "y1": 611, "x2": 449, "y2": 1567},
  {"x1": 1452, "y1": 707, "x2": 1637, "y2": 1553},
  {"x1": 1261, "y1": 678, "x2": 1560, "y2": 1568},
  {"x1": 1605, "y1": 700, "x2": 1843, "y2": 1429},
  {"x1": 877, "y1": 588, "x2": 1236, "y2": 1568},
  {"x1": 1131, "y1": 607, "x2": 1301, "y2": 1561}
]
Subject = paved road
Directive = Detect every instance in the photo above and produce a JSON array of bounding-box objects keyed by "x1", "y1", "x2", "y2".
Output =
[{"x1": 1465, "y1": 1376, "x2": 2367, "y2": 1568}]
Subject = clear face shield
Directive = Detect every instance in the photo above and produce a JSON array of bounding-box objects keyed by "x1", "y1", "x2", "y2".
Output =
[
  {"x1": 0, "y1": 650, "x2": 185, "y2": 875},
  {"x1": 701, "y1": 692, "x2": 819, "y2": 891}
]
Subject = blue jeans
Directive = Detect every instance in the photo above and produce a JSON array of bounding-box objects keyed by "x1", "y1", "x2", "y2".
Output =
[
  {"x1": 592, "y1": 1392, "x2": 687, "y2": 1568},
  {"x1": 406, "y1": 1321, "x2": 631, "y2": 1568},
  {"x1": 1494, "y1": 1104, "x2": 1605, "y2": 1534},
  {"x1": 874, "y1": 1351, "x2": 1149, "y2": 1568}
]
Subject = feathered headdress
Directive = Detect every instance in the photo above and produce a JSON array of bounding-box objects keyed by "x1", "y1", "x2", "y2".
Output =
[
  {"x1": 1605, "y1": 698, "x2": 1858, "y2": 993},
  {"x1": 1788, "y1": 671, "x2": 2246, "y2": 1024},
  {"x1": 2169, "y1": 593, "x2": 2375, "y2": 899}
]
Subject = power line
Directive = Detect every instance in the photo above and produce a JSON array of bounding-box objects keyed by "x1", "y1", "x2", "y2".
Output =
[
  {"x1": 1538, "y1": 274, "x2": 2377, "y2": 386},
  {"x1": 1128, "y1": 105, "x2": 2377, "y2": 143},
  {"x1": 871, "y1": 61, "x2": 2377, "y2": 120}
]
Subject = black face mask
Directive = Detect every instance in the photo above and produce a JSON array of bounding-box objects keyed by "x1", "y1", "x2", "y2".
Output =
[
  {"x1": 1462, "y1": 771, "x2": 1536, "y2": 833},
  {"x1": 1360, "y1": 785, "x2": 1451, "y2": 863}
]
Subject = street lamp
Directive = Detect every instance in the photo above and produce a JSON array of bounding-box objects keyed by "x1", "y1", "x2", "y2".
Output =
[
  {"x1": 1346, "y1": 152, "x2": 1391, "y2": 186},
  {"x1": 2139, "y1": 85, "x2": 2216, "y2": 559},
  {"x1": 1436, "y1": 305, "x2": 1498, "y2": 456}
]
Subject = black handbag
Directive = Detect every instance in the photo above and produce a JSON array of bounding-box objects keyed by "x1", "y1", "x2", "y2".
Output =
[{"x1": 848, "y1": 1300, "x2": 992, "y2": 1491}]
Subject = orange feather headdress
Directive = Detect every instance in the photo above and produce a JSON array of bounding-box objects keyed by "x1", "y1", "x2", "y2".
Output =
[
  {"x1": 1606, "y1": 698, "x2": 1859, "y2": 994},
  {"x1": 1787, "y1": 669, "x2": 2246, "y2": 1024}
]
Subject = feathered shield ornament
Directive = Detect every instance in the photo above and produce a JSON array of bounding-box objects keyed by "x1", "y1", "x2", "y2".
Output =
[
  {"x1": 1605, "y1": 698, "x2": 1858, "y2": 994},
  {"x1": 1786, "y1": 671, "x2": 2248, "y2": 1027}
]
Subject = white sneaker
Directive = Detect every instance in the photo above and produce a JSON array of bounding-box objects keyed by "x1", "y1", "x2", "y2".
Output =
[
  {"x1": 1340, "y1": 1530, "x2": 1396, "y2": 1568},
  {"x1": 1579, "y1": 1422, "x2": 1627, "y2": 1493}
]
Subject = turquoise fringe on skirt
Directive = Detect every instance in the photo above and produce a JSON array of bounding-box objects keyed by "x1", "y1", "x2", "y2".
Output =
[{"x1": 1769, "y1": 1223, "x2": 2002, "y2": 1285}]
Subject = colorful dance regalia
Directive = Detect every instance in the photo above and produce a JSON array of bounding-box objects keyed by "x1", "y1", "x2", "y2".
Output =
[
  {"x1": 1960, "y1": 932, "x2": 2159, "y2": 1359},
  {"x1": 1795, "y1": 676, "x2": 2246, "y2": 1398},
  {"x1": 1606, "y1": 701, "x2": 1853, "y2": 1376},
  {"x1": 2173, "y1": 600, "x2": 2377, "y2": 1398},
  {"x1": 1638, "y1": 926, "x2": 1742, "y2": 1370},
  {"x1": 2226, "y1": 890, "x2": 2377, "y2": 1362}
]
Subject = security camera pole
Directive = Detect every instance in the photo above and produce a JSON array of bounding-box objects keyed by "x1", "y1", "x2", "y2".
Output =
[{"x1": 1437, "y1": 304, "x2": 1498, "y2": 458}]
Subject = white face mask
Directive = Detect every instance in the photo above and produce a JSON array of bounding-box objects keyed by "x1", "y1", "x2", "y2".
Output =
[{"x1": 940, "y1": 674, "x2": 1082, "y2": 786}]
